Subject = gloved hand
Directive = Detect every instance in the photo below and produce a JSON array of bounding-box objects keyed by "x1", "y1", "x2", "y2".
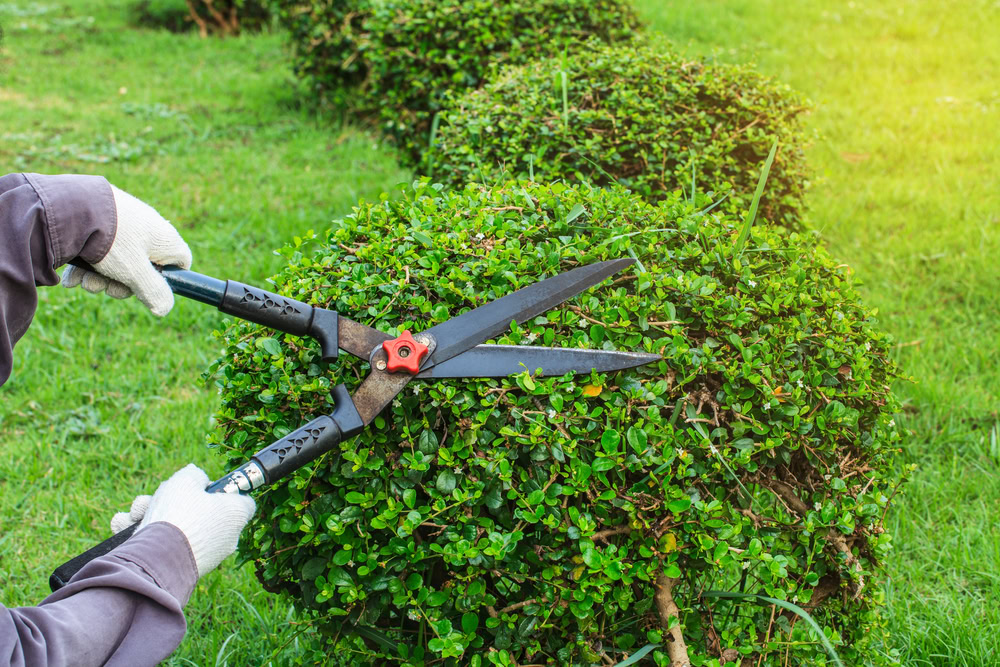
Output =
[
  {"x1": 110, "y1": 464, "x2": 256, "y2": 578},
  {"x1": 62, "y1": 185, "x2": 192, "y2": 316}
]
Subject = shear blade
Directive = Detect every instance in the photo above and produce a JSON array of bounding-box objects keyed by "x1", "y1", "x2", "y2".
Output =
[
  {"x1": 419, "y1": 258, "x2": 634, "y2": 370},
  {"x1": 415, "y1": 345, "x2": 660, "y2": 379}
]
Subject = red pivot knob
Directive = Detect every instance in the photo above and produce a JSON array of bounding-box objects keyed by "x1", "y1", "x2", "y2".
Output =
[{"x1": 381, "y1": 330, "x2": 429, "y2": 375}]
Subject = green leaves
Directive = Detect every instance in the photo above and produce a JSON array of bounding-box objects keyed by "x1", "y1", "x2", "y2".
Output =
[
  {"x1": 702, "y1": 591, "x2": 845, "y2": 667},
  {"x1": 255, "y1": 337, "x2": 281, "y2": 356},
  {"x1": 213, "y1": 179, "x2": 903, "y2": 666},
  {"x1": 436, "y1": 470, "x2": 457, "y2": 495},
  {"x1": 281, "y1": 0, "x2": 639, "y2": 164},
  {"x1": 600, "y1": 428, "x2": 621, "y2": 454},
  {"x1": 428, "y1": 42, "x2": 810, "y2": 229}
]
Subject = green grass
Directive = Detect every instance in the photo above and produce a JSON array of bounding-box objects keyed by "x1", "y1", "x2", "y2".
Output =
[{"x1": 0, "y1": 0, "x2": 997, "y2": 664}]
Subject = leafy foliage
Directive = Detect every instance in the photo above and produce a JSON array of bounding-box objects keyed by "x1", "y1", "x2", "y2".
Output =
[
  {"x1": 209, "y1": 181, "x2": 905, "y2": 665},
  {"x1": 268, "y1": 0, "x2": 369, "y2": 93},
  {"x1": 272, "y1": 0, "x2": 640, "y2": 161},
  {"x1": 130, "y1": 0, "x2": 270, "y2": 35},
  {"x1": 427, "y1": 42, "x2": 811, "y2": 229}
]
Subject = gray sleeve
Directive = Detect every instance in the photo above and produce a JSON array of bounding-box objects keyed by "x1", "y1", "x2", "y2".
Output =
[
  {"x1": 0, "y1": 522, "x2": 198, "y2": 667},
  {"x1": 0, "y1": 173, "x2": 117, "y2": 387}
]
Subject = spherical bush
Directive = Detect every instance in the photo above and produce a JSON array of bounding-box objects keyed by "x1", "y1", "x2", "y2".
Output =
[
  {"x1": 210, "y1": 181, "x2": 903, "y2": 665},
  {"x1": 274, "y1": 0, "x2": 640, "y2": 162},
  {"x1": 428, "y1": 42, "x2": 811, "y2": 229}
]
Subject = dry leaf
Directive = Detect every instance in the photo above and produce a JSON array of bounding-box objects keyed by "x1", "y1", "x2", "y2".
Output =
[{"x1": 582, "y1": 384, "x2": 603, "y2": 397}]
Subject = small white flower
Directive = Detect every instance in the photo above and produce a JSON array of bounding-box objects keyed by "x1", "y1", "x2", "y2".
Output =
[
  {"x1": 888, "y1": 419, "x2": 895, "y2": 428},
  {"x1": 747, "y1": 279, "x2": 757, "y2": 288},
  {"x1": 526, "y1": 332, "x2": 539, "y2": 343},
  {"x1": 762, "y1": 402, "x2": 771, "y2": 412},
  {"x1": 741, "y1": 560, "x2": 751, "y2": 570},
  {"x1": 392, "y1": 399, "x2": 402, "y2": 408},
  {"x1": 864, "y1": 341, "x2": 871, "y2": 351},
  {"x1": 412, "y1": 384, "x2": 423, "y2": 395},
  {"x1": 475, "y1": 233, "x2": 485, "y2": 240},
  {"x1": 453, "y1": 466, "x2": 461, "y2": 474},
  {"x1": 796, "y1": 379, "x2": 804, "y2": 388},
  {"x1": 814, "y1": 502, "x2": 822, "y2": 511},
  {"x1": 407, "y1": 610, "x2": 420, "y2": 621},
  {"x1": 546, "y1": 409, "x2": 556, "y2": 419}
]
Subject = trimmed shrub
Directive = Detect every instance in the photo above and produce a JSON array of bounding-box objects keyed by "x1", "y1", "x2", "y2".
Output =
[
  {"x1": 209, "y1": 181, "x2": 904, "y2": 665},
  {"x1": 427, "y1": 42, "x2": 811, "y2": 229},
  {"x1": 130, "y1": 0, "x2": 270, "y2": 35},
  {"x1": 273, "y1": 0, "x2": 640, "y2": 161},
  {"x1": 269, "y1": 0, "x2": 370, "y2": 92}
]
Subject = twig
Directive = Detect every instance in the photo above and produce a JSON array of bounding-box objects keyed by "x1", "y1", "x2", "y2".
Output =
[
  {"x1": 498, "y1": 598, "x2": 537, "y2": 614},
  {"x1": 590, "y1": 524, "x2": 632, "y2": 543},
  {"x1": 654, "y1": 574, "x2": 691, "y2": 666},
  {"x1": 567, "y1": 305, "x2": 609, "y2": 327}
]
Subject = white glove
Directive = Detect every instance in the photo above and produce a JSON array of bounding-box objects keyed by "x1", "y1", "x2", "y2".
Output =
[
  {"x1": 110, "y1": 494, "x2": 151, "y2": 534},
  {"x1": 111, "y1": 464, "x2": 256, "y2": 578},
  {"x1": 62, "y1": 185, "x2": 192, "y2": 316}
]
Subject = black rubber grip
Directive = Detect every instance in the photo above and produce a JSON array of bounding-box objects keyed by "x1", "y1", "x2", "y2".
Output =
[
  {"x1": 251, "y1": 385, "x2": 364, "y2": 482},
  {"x1": 50, "y1": 523, "x2": 139, "y2": 592},
  {"x1": 219, "y1": 281, "x2": 340, "y2": 361},
  {"x1": 220, "y1": 280, "x2": 315, "y2": 334}
]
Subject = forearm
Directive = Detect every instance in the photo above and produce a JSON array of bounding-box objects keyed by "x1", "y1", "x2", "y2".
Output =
[
  {"x1": 0, "y1": 173, "x2": 116, "y2": 386},
  {"x1": 1, "y1": 523, "x2": 196, "y2": 667}
]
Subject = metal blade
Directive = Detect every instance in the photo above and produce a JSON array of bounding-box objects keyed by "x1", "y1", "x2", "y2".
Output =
[
  {"x1": 415, "y1": 345, "x2": 660, "y2": 379},
  {"x1": 338, "y1": 317, "x2": 393, "y2": 359},
  {"x1": 349, "y1": 364, "x2": 413, "y2": 425},
  {"x1": 420, "y1": 259, "x2": 634, "y2": 370}
]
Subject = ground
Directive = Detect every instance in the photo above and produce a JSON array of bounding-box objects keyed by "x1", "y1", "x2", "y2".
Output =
[{"x1": 0, "y1": 0, "x2": 997, "y2": 664}]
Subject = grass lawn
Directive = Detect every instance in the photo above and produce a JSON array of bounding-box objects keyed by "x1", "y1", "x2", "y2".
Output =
[{"x1": 1, "y1": 0, "x2": 997, "y2": 664}]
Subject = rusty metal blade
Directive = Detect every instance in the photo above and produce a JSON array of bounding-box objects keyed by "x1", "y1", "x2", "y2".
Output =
[
  {"x1": 338, "y1": 317, "x2": 393, "y2": 359},
  {"x1": 349, "y1": 364, "x2": 414, "y2": 425},
  {"x1": 419, "y1": 259, "x2": 633, "y2": 371},
  {"x1": 415, "y1": 345, "x2": 659, "y2": 379}
]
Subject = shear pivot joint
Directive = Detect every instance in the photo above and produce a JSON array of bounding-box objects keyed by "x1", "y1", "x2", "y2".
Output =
[{"x1": 382, "y1": 331, "x2": 429, "y2": 374}]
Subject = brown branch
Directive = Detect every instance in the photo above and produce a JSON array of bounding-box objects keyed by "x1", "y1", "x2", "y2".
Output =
[
  {"x1": 654, "y1": 574, "x2": 690, "y2": 666},
  {"x1": 532, "y1": 397, "x2": 570, "y2": 439},
  {"x1": 567, "y1": 305, "x2": 609, "y2": 327},
  {"x1": 498, "y1": 598, "x2": 536, "y2": 614},
  {"x1": 185, "y1": 0, "x2": 209, "y2": 37},
  {"x1": 590, "y1": 524, "x2": 632, "y2": 543}
]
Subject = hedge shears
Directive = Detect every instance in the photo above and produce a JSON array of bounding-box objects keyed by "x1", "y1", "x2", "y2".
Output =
[{"x1": 51, "y1": 258, "x2": 659, "y2": 590}]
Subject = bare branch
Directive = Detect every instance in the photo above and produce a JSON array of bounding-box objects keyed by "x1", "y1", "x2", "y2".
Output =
[{"x1": 654, "y1": 574, "x2": 690, "y2": 666}]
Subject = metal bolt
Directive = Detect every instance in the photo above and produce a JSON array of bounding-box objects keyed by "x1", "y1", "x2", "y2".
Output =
[{"x1": 376, "y1": 360, "x2": 387, "y2": 371}]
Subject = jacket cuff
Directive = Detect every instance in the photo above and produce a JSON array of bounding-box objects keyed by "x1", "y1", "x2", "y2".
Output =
[
  {"x1": 23, "y1": 173, "x2": 116, "y2": 267},
  {"x1": 111, "y1": 522, "x2": 199, "y2": 607}
]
